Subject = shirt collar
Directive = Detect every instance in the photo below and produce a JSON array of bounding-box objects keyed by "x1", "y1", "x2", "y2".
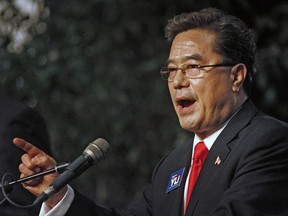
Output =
[
  {"x1": 193, "y1": 126, "x2": 225, "y2": 150},
  {"x1": 193, "y1": 106, "x2": 242, "y2": 150}
]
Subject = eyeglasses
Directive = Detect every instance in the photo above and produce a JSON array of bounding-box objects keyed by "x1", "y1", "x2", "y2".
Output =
[{"x1": 160, "y1": 63, "x2": 235, "y2": 81}]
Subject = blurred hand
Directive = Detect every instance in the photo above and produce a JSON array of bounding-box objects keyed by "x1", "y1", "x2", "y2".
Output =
[{"x1": 13, "y1": 138, "x2": 67, "y2": 208}]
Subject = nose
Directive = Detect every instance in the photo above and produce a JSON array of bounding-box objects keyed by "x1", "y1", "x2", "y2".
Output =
[{"x1": 172, "y1": 69, "x2": 190, "y2": 89}]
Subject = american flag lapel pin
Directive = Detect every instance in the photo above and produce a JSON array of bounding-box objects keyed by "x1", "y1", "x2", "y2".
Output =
[{"x1": 214, "y1": 156, "x2": 221, "y2": 165}]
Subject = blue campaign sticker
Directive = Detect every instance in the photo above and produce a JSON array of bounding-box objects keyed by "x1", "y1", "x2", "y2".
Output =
[{"x1": 166, "y1": 167, "x2": 185, "y2": 193}]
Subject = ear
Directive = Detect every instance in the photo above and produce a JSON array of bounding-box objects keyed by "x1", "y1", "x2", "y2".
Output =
[{"x1": 230, "y1": 63, "x2": 247, "y2": 92}]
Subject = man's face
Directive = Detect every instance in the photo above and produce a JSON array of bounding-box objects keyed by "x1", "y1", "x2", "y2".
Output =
[{"x1": 168, "y1": 29, "x2": 241, "y2": 139}]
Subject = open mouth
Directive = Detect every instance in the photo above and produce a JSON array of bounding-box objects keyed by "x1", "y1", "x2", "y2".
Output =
[{"x1": 177, "y1": 99, "x2": 195, "y2": 108}]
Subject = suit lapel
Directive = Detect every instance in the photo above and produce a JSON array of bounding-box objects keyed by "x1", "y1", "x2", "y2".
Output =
[
  {"x1": 162, "y1": 138, "x2": 194, "y2": 216},
  {"x1": 185, "y1": 99, "x2": 258, "y2": 215}
]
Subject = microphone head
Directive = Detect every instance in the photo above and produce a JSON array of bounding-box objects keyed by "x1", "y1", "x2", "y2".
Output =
[{"x1": 84, "y1": 138, "x2": 110, "y2": 163}]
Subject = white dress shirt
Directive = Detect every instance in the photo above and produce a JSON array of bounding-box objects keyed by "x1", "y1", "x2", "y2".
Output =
[
  {"x1": 182, "y1": 125, "x2": 226, "y2": 212},
  {"x1": 39, "y1": 185, "x2": 74, "y2": 216}
]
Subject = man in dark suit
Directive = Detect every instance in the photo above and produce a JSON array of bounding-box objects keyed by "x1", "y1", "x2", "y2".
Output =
[
  {"x1": 0, "y1": 97, "x2": 52, "y2": 215},
  {"x1": 13, "y1": 7, "x2": 288, "y2": 216}
]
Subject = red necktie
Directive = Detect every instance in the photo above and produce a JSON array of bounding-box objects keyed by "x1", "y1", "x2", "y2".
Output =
[{"x1": 186, "y1": 141, "x2": 208, "y2": 209}]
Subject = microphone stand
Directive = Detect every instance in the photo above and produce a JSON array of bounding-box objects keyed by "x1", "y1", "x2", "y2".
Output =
[
  {"x1": 0, "y1": 162, "x2": 70, "y2": 208},
  {"x1": 0, "y1": 162, "x2": 70, "y2": 189}
]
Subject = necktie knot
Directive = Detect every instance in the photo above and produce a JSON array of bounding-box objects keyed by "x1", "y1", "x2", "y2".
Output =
[{"x1": 193, "y1": 141, "x2": 208, "y2": 162}]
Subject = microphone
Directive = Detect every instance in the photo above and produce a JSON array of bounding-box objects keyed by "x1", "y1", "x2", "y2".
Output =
[{"x1": 34, "y1": 138, "x2": 110, "y2": 205}]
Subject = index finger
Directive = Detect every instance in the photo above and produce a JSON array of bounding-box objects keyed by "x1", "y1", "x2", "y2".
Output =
[{"x1": 13, "y1": 138, "x2": 44, "y2": 157}]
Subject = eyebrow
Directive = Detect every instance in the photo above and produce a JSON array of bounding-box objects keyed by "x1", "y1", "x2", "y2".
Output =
[{"x1": 167, "y1": 54, "x2": 204, "y2": 64}]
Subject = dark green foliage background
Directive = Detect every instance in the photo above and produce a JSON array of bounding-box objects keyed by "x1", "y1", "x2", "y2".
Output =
[{"x1": 0, "y1": 0, "x2": 287, "y2": 208}]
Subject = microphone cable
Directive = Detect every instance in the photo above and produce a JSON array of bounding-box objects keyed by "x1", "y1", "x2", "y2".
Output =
[{"x1": 0, "y1": 162, "x2": 70, "y2": 208}]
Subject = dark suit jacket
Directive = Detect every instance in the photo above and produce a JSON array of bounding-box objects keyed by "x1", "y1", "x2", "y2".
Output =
[
  {"x1": 66, "y1": 99, "x2": 288, "y2": 216},
  {"x1": 0, "y1": 97, "x2": 52, "y2": 216}
]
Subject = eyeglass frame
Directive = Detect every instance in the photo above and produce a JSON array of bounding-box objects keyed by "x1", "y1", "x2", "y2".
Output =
[{"x1": 160, "y1": 63, "x2": 236, "y2": 81}]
